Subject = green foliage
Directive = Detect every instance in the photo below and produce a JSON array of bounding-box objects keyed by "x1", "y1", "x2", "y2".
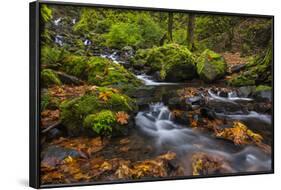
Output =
[
  {"x1": 62, "y1": 55, "x2": 88, "y2": 78},
  {"x1": 255, "y1": 85, "x2": 272, "y2": 92},
  {"x1": 41, "y1": 46, "x2": 67, "y2": 68},
  {"x1": 196, "y1": 49, "x2": 227, "y2": 82},
  {"x1": 62, "y1": 55, "x2": 142, "y2": 88},
  {"x1": 104, "y1": 23, "x2": 142, "y2": 48},
  {"x1": 41, "y1": 5, "x2": 52, "y2": 23},
  {"x1": 41, "y1": 69, "x2": 61, "y2": 87},
  {"x1": 83, "y1": 110, "x2": 116, "y2": 135},
  {"x1": 229, "y1": 47, "x2": 272, "y2": 86},
  {"x1": 41, "y1": 90, "x2": 60, "y2": 111},
  {"x1": 239, "y1": 19, "x2": 272, "y2": 54}
]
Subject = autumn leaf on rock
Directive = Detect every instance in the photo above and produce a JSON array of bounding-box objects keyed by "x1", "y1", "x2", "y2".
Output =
[
  {"x1": 116, "y1": 111, "x2": 129, "y2": 125},
  {"x1": 98, "y1": 92, "x2": 111, "y2": 102}
]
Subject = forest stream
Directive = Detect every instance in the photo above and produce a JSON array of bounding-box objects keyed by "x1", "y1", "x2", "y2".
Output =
[
  {"x1": 39, "y1": 5, "x2": 273, "y2": 185},
  {"x1": 41, "y1": 52, "x2": 272, "y2": 184}
]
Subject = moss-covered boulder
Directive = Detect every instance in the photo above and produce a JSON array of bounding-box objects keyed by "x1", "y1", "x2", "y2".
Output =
[
  {"x1": 41, "y1": 69, "x2": 62, "y2": 87},
  {"x1": 62, "y1": 56, "x2": 142, "y2": 90},
  {"x1": 196, "y1": 49, "x2": 227, "y2": 82},
  {"x1": 60, "y1": 87, "x2": 137, "y2": 136},
  {"x1": 229, "y1": 47, "x2": 272, "y2": 87},
  {"x1": 132, "y1": 44, "x2": 197, "y2": 82}
]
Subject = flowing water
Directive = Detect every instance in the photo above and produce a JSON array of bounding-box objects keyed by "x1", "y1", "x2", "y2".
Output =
[{"x1": 100, "y1": 52, "x2": 272, "y2": 174}]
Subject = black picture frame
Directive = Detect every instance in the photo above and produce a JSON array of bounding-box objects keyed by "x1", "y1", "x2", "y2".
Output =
[{"x1": 30, "y1": 1, "x2": 274, "y2": 188}]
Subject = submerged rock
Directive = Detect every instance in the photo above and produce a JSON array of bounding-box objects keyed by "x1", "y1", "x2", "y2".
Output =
[{"x1": 196, "y1": 49, "x2": 227, "y2": 82}]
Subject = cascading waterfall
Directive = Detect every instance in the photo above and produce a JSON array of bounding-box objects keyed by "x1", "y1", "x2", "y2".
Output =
[{"x1": 135, "y1": 102, "x2": 271, "y2": 173}]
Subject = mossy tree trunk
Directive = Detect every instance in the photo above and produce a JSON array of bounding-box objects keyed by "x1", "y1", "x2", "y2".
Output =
[
  {"x1": 168, "y1": 12, "x2": 174, "y2": 42},
  {"x1": 187, "y1": 14, "x2": 195, "y2": 50}
]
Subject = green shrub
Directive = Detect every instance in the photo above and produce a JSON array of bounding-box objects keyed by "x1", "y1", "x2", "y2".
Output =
[
  {"x1": 41, "y1": 46, "x2": 67, "y2": 68},
  {"x1": 104, "y1": 22, "x2": 142, "y2": 48},
  {"x1": 41, "y1": 69, "x2": 61, "y2": 87},
  {"x1": 83, "y1": 110, "x2": 116, "y2": 135},
  {"x1": 41, "y1": 5, "x2": 52, "y2": 23},
  {"x1": 41, "y1": 90, "x2": 60, "y2": 111}
]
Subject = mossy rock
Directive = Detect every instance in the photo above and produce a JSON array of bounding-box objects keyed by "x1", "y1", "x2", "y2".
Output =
[
  {"x1": 196, "y1": 49, "x2": 227, "y2": 82},
  {"x1": 60, "y1": 87, "x2": 137, "y2": 136},
  {"x1": 132, "y1": 44, "x2": 197, "y2": 82},
  {"x1": 229, "y1": 47, "x2": 272, "y2": 87},
  {"x1": 41, "y1": 69, "x2": 62, "y2": 87},
  {"x1": 62, "y1": 56, "x2": 142, "y2": 90}
]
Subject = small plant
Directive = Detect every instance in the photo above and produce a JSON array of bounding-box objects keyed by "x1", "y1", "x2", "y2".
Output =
[{"x1": 83, "y1": 110, "x2": 116, "y2": 135}]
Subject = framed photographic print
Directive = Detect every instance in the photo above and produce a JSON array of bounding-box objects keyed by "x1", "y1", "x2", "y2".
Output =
[{"x1": 30, "y1": 0, "x2": 274, "y2": 188}]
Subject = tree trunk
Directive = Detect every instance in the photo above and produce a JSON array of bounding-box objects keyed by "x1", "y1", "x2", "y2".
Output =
[
  {"x1": 187, "y1": 14, "x2": 195, "y2": 50},
  {"x1": 168, "y1": 12, "x2": 173, "y2": 42}
]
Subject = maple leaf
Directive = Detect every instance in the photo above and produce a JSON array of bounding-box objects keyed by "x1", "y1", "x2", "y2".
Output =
[
  {"x1": 98, "y1": 92, "x2": 111, "y2": 102},
  {"x1": 115, "y1": 111, "x2": 129, "y2": 125}
]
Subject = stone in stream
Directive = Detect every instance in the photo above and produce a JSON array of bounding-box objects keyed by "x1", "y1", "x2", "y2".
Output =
[
  {"x1": 200, "y1": 107, "x2": 217, "y2": 120},
  {"x1": 238, "y1": 86, "x2": 256, "y2": 97},
  {"x1": 171, "y1": 111, "x2": 190, "y2": 125},
  {"x1": 41, "y1": 145, "x2": 83, "y2": 167}
]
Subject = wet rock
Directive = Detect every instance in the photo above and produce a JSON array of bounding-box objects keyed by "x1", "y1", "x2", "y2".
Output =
[
  {"x1": 172, "y1": 111, "x2": 190, "y2": 125},
  {"x1": 200, "y1": 107, "x2": 217, "y2": 120},
  {"x1": 196, "y1": 49, "x2": 227, "y2": 82},
  {"x1": 41, "y1": 145, "x2": 82, "y2": 167},
  {"x1": 46, "y1": 128, "x2": 64, "y2": 140},
  {"x1": 168, "y1": 97, "x2": 187, "y2": 110},
  {"x1": 238, "y1": 86, "x2": 256, "y2": 97},
  {"x1": 191, "y1": 152, "x2": 233, "y2": 175},
  {"x1": 55, "y1": 71, "x2": 84, "y2": 85},
  {"x1": 253, "y1": 89, "x2": 272, "y2": 101},
  {"x1": 218, "y1": 91, "x2": 228, "y2": 98},
  {"x1": 230, "y1": 64, "x2": 245, "y2": 74}
]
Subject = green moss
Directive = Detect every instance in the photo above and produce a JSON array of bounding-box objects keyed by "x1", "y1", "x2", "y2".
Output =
[
  {"x1": 132, "y1": 44, "x2": 196, "y2": 82},
  {"x1": 196, "y1": 49, "x2": 227, "y2": 82},
  {"x1": 229, "y1": 47, "x2": 272, "y2": 87},
  {"x1": 41, "y1": 5, "x2": 52, "y2": 23},
  {"x1": 41, "y1": 69, "x2": 61, "y2": 87},
  {"x1": 62, "y1": 55, "x2": 88, "y2": 78},
  {"x1": 60, "y1": 87, "x2": 137, "y2": 136},
  {"x1": 83, "y1": 110, "x2": 116, "y2": 135},
  {"x1": 41, "y1": 46, "x2": 67, "y2": 68},
  {"x1": 229, "y1": 75, "x2": 255, "y2": 86},
  {"x1": 255, "y1": 85, "x2": 272, "y2": 92},
  {"x1": 62, "y1": 55, "x2": 142, "y2": 89},
  {"x1": 41, "y1": 90, "x2": 60, "y2": 111}
]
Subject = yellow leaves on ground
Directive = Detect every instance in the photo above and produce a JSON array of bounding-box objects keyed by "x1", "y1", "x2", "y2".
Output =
[
  {"x1": 191, "y1": 152, "x2": 228, "y2": 176},
  {"x1": 177, "y1": 87, "x2": 198, "y2": 100},
  {"x1": 114, "y1": 151, "x2": 179, "y2": 179},
  {"x1": 115, "y1": 111, "x2": 129, "y2": 125},
  {"x1": 215, "y1": 121, "x2": 263, "y2": 145},
  {"x1": 51, "y1": 137, "x2": 105, "y2": 157}
]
